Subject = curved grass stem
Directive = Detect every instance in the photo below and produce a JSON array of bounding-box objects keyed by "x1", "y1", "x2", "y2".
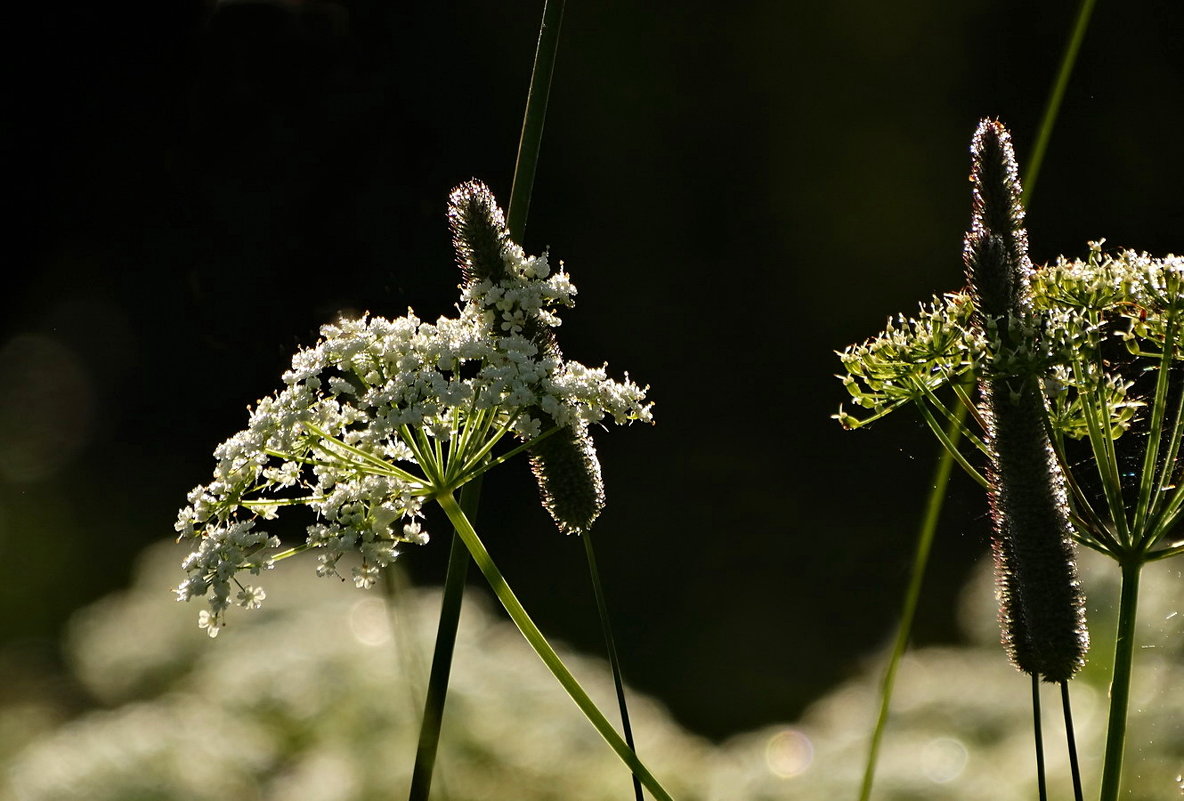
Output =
[{"x1": 436, "y1": 490, "x2": 676, "y2": 801}]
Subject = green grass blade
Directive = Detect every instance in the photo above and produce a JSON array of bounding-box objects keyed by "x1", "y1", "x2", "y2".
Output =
[
  {"x1": 507, "y1": 0, "x2": 565, "y2": 242},
  {"x1": 436, "y1": 490, "x2": 677, "y2": 801},
  {"x1": 857, "y1": 0, "x2": 1098, "y2": 794},
  {"x1": 1022, "y1": 0, "x2": 1098, "y2": 203},
  {"x1": 408, "y1": 480, "x2": 479, "y2": 801},
  {"x1": 857, "y1": 413, "x2": 959, "y2": 801},
  {"x1": 583, "y1": 531, "x2": 644, "y2": 801},
  {"x1": 409, "y1": 3, "x2": 567, "y2": 795}
]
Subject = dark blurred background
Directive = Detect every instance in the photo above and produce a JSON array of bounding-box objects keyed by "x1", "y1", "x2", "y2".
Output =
[{"x1": 3, "y1": 0, "x2": 1183, "y2": 740}]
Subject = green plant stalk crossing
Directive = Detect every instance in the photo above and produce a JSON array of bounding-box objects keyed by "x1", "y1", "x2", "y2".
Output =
[
  {"x1": 1098, "y1": 559, "x2": 1141, "y2": 801},
  {"x1": 407, "y1": 480, "x2": 477, "y2": 801},
  {"x1": 436, "y1": 490, "x2": 676, "y2": 801},
  {"x1": 507, "y1": 0, "x2": 565, "y2": 243},
  {"x1": 506, "y1": 2, "x2": 646, "y2": 792},
  {"x1": 408, "y1": 2, "x2": 565, "y2": 796},
  {"x1": 855, "y1": 0, "x2": 1097, "y2": 792},
  {"x1": 583, "y1": 531, "x2": 644, "y2": 801},
  {"x1": 857, "y1": 407, "x2": 959, "y2": 801},
  {"x1": 1023, "y1": 0, "x2": 1098, "y2": 204}
]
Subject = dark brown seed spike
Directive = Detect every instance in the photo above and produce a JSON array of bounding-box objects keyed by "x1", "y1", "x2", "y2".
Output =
[
  {"x1": 448, "y1": 180, "x2": 511, "y2": 286},
  {"x1": 965, "y1": 119, "x2": 1089, "y2": 682}
]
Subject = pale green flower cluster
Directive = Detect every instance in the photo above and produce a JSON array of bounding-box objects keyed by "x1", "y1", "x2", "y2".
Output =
[
  {"x1": 837, "y1": 243, "x2": 1183, "y2": 439},
  {"x1": 176, "y1": 241, "x2": 652, "y2": 637},
  {"x1": 835, "y1": 292, "x2": 980, "y2": 429}
]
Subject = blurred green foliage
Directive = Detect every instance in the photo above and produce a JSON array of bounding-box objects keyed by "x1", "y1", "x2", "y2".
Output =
[{"x1": 3, "y1": 540, "x2": 1181, "y2": 799}]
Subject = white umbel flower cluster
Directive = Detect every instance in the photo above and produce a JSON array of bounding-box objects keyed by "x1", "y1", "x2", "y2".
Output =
[{"x1": 176, "y1": 239, "x2": 652, "y2": 637}]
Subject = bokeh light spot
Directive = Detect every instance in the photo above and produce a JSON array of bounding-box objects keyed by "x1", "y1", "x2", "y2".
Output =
[
  {"x1": 349, "y1": 597, "x2": 390, "y2": 646},
  {"x1": 765, "y1": 728, "x2": 813, "y2": 778},
  {"x1": 922, "y1": 736, "x2": 967, "y2": 783}
]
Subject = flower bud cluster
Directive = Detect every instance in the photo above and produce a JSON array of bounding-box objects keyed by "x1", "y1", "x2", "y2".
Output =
[
  {"x1": 837, "y1": 246, "x2": 1184, "y2": 440},
  {"x1": 836, "y1": 293, "x2": 980, "y2": 428}
]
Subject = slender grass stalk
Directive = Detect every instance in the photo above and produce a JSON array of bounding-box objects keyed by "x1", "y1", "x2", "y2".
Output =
[
  {"x1": 1032, "y1": 675, "x2": 1048, "y2": 801},
  {"x1": 1098, "y1": 559, "x2": 1141, "y2": 801},
  {"x1": 1022, "y1": 0, "x2": 1098, "y2": 205},
  {"x1": 407, "y1": 481, "x2": 477, "y2": 801},
  {"x1": 1061, "y1": 681, "x2": 1084, "y2": 801},
  {"x1": 583, "y1": 531, "x2": 644, "y2": 801},
  {"x1": 507, "y1": 2, "x2": 645, "y2": 790},
  {"x1": 854, "y1": 0, "x2": 1097, "y2": 795},
  {"x1": 856, "y1": 408, "x2": 959, "y2": 801},
  {"x1": 408, "y1": 3, "x2": 566, "y2": 796},
  {"x1": 436, "y1": 490, "x2": 675, "y2": 801},
  {"x1": 507, "y1": 0, "x2": 565, "y2": 243}
]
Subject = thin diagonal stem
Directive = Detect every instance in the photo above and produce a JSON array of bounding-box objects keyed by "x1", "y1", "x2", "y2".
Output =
[
  {"x1": 857, "y1": 410, "x2": 959, "y2": 801},
  {"x1": 1061, "y1": 681, "x2": 1084, "y2": 801},
  {"x1": 506, "y1": 5, "x2": 645, "y2": 792},
  {"x1": 506, "y1": 0, "x2": 565, "y2": 242},
  {"x1": 436, "y1": 490, "x2": 676, "y2": 801},
  {"x1": 1033, "y1": 675, "x2": 1048, "y2": 801},
  {"x1": 583, "y1": 531, "x2": 643, "y2": 801},
  {"x1": 914, "y1": 397, "x2": 990, "y2": 489},
  {"x1": 1021, "y1": 0, "x2": 1098, "y2": 204},
  {"x1": 407, "y1": 3, "x2": 568, "y2": 799},
  {"x1": 407, "y1": 480, "x2": 478, "y2": 801}
]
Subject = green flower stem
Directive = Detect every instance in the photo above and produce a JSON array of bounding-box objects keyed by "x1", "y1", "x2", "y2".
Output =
[
  {"x1": 1071, "y1": 353, "x2": 1131, "y2": 544},
  {"x1": 1131, "y1": 317, "x2": 1178, "y2": 534},
  {"x1": 506, "y1": 0, "x2": 565, "y2": 243},
  {"x1": 1051, "y1": 433, "x2": 1116, "y2": 552},
  {"x1": 408, "y1": 480, "x2": 479, "y2": 801},
  {"x1": 409, "y1": 4, "x2": 578, "y2": 798},
  {"x1": 582, "y1": 531, "x2": 644, "y2": 801},
  {"x1": 435, "y1": 489, "x2": 676, "y2": 801},
  {"x1": 1032, "y1": 674, "x2": 1048, "y2": 801},
  {"x1": 914, "y1": 397, "x2": 989, "y2": 490},
  {"x1": 504, "y1": 5, "x2": 645, "y2": 791},
  {"x1": 1061, "y1": 681, "x2": 1084, "y2": 801},
  {"x1": 1147, "y1": 540, "x2": 1184, "y2": 561},
  {"x1": 860, "y1": 0, "x2": 1097, "y2": 784},
  {"x1": 919, "y1": 383, "x2": 991, "y2": 457},
  {"x1": 1098, "y1": 558, "x2": 1142, "y2": 801},
  {"x1": 857, "y1": 408, "x2": 960, "y2": 801},
  {"x1": 951, "y1": 379, "x2": 988, "y2": 431},
  {"x1": 1022, "y1": 0, "x2": 1098, "y2": 205}
]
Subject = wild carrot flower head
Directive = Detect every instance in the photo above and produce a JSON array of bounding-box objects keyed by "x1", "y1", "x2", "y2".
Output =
[{"x1": 176, "y1": 182, "x2": 652, "y2": 636}]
